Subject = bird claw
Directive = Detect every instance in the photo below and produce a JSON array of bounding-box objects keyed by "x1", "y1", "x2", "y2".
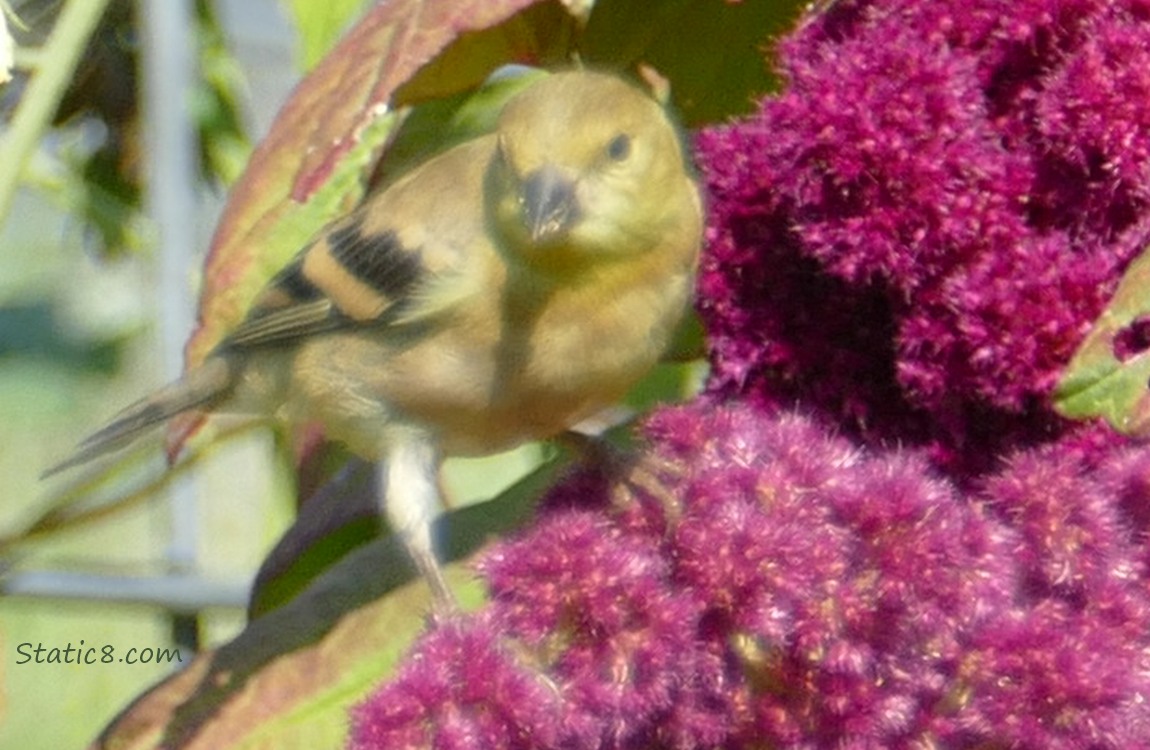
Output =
[{"x1": 561, "y1": 430, "x2": 685, "y2": 524}]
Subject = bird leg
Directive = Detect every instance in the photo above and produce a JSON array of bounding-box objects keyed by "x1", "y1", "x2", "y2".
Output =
[{"x1": 380, "y1": 435, "x2": 456, "y2": 615}]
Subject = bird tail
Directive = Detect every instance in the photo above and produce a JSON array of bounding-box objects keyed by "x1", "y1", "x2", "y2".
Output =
[{"x1": 43, "y1": 356, "x2": 236, "y2": 477}]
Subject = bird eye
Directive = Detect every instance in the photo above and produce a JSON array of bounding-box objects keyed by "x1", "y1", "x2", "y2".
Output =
[{"x1": 607, "y1": 134, "x2": 632, "y2": 162}]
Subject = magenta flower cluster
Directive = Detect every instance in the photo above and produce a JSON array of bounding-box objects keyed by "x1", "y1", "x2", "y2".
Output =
[
  {"x1": 350, "y1": 0, "x2": 1150, "y2": 747},
  {"x1": 351, "y1": 405, "x2": 1150, "y2": 748},
  {"x1": 698, "y1": 0, "x2": 1150, "y2": 473}
]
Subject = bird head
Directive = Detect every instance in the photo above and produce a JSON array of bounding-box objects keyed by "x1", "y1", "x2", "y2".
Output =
[{"x1": 490, "y1": 70, "x2": 693, "y2": 270}]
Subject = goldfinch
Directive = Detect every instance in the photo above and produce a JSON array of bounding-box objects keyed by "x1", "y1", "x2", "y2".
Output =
[{"x1": 46, "y1": 70, "x2": 703, "y2": 605}]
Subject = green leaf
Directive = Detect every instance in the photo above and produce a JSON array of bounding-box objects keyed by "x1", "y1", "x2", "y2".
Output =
[
  {"x1": 1055, "y1": 244, "x2": 1150, "y2": 436},
  {"x1": 372, "y1": 67, "x2": 546, "y2": 182},
  {"x1": 580, "y1": 0, "x2": 806, "y2": 126},
  {"x1": 282, "y1": 0, "x2": 372, "y2": 70},
  {"x1": 246, "y1": 459, "x2": 379, "y2": 618}
]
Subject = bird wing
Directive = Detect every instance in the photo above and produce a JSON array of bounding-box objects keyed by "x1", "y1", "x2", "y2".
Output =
[
  {"x1": 220, "y1": 136, "x2": 500, "y2": 351},
  {"x1": 223, "y1": 219, "x2": 428, "y2": 349}
]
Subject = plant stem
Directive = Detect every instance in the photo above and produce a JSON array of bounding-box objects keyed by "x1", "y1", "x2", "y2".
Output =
[{"x1": 0, "y1": 0, "x2": 113, "y2": 220}]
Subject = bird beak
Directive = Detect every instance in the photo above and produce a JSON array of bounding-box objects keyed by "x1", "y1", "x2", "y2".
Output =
[{"x1": 521, "y1": 165, "x2": 579, "y2": 243}]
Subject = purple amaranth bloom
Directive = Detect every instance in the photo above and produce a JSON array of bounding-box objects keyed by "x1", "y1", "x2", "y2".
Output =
[
  {"x1": 696, "y1": 0, "x2": 1150, "y2": 474},
  {"x1": 348, "y1": 616, "x2": 568, "y2": 750},
  {"x1": 350, "y1": 404, "x2": 1150, "y2": 749},
  {"x1": 957, "y1": 441, "x2": 1150, "y2": 748}
]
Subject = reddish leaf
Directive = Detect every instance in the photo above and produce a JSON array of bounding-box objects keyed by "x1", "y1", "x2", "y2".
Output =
[
  {"x1": 88, "y1": 539, "x2": 446, "y2": 750},
  {"x1": 84, "y1": 655, "x2": 214, "y2": 750},
  {"x1": 87, "y1": 456, "x2": 559, "y2": 750}
]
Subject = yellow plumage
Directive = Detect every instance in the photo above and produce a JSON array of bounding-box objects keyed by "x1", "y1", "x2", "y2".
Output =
[{"x1": 46, "y1": 69, "x2": 703, "y2": 605}]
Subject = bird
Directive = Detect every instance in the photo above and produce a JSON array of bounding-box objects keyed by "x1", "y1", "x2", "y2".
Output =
[{"x1": 44, "y1": 69, "x2": 704, "y2": 607}]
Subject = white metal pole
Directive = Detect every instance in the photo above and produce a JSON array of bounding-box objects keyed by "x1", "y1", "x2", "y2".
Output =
[{"x1": 139, "y1": 0, "x2": 201, "y2": 649}]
